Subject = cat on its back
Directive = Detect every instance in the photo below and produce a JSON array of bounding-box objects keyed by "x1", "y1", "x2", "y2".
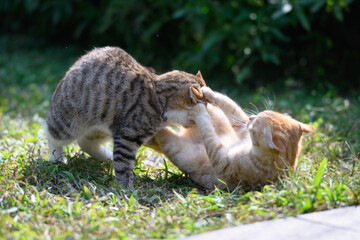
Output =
[{"x1": 146, "y1": 87, "x2": 314, "y2": 191}]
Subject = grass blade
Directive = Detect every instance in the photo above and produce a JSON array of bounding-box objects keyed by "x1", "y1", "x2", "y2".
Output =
[{"x1": 313, "y1": 159, "x2": 327, "y2": 188}]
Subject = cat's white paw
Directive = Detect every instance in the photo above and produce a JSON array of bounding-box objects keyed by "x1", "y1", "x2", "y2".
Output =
[
  {"x1": 50, "y1": 152, "x2": 68, "y2": 164},
  {"x1": 201, "y1": 87, "x2": 216, "y2": 104},
  {"x1": 189, "y1": 103, "x2": 208, "y2": 121}
]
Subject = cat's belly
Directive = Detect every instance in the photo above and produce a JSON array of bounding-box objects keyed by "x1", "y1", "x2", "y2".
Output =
[
  {"x1": 227, "y1": 138, "x2": 251, "y2": 157},
  {"x1": 82, "y1": 124, "x2": 112, "y2": 142}
]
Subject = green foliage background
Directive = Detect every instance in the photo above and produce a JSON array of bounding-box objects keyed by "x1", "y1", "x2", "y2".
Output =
[
  {"x1": 1, "y1": 1, "x2": 360, "y2": 238},
  {"x1": 1, "y1": 0, "x2": 359, "y2": 93}
]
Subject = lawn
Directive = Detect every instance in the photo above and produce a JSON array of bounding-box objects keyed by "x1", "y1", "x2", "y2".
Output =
[{"x1": 1, "y1": 39, "x2": 359, "y2": 239}]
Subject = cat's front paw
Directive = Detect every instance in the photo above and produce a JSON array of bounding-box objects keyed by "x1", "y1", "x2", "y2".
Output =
[
  {"x1": 189, "y1": 103, "x2": 208, "y2": 122},
  {"x1": 201, "y1": 87, "x2": 216, "y2": 105}
]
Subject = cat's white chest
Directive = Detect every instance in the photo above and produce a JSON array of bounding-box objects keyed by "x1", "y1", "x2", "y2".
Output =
[{"x1": 227, "y1": 137, "x2": 251, "y2": 158}]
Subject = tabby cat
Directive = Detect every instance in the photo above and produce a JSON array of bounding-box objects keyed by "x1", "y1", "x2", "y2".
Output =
[
  {"x1": 45, "y1": 47, "x2": 206, "y2": 187},
  {"x1": 145, "y1": 87, "x2": 314, "y2": 190}
]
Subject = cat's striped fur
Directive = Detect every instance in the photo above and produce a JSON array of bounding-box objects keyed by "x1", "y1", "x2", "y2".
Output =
[
  {"x1": 145, "y1": 87, "x2": 314, "y2": 190},
  {"x1": 45, "y1": 47, "x2": 206, "y2": 187}
]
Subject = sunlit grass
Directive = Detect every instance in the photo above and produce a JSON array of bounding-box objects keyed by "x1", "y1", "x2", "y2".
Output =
[{"x1": 0, "y1": 40, "x2": 359, "y2": 239}]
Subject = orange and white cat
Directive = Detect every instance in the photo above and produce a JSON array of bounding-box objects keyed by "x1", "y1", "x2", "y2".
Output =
[{"x1": 145, "y1": 87, "x2": 314, "y2": 191}]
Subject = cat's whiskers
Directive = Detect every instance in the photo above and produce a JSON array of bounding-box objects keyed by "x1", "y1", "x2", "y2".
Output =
[{"x1": 247, "y1": 103, "x2": 260, "y2": 115}]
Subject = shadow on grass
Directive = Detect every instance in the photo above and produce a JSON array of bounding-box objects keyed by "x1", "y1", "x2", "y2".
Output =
[
  {"x1": 19, "y1": 152, "x2": 205, "y2": 205},
  {"x1": 20, "y1": 154, "x2": 113, "y2": 195}
]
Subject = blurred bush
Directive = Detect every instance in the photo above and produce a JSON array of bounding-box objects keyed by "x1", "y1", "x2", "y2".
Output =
[{"x1": 1, "y1": 0, "x2": 358, "y2": 93}]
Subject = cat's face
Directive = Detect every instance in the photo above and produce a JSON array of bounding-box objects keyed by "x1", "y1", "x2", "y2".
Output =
[
  {"x1": 165, "y1": 71, "x2": 206, "y2": 126},
  {"x1": 247, "y1": 110, "x2": 314, "y2": 152},
  {"x1": 168, "y1": 71, "x2": 206, "y2": 111}
]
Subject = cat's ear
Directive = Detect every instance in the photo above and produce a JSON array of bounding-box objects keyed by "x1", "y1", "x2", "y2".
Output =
[
  {"x1": 196, "y1": 70, "x2": 206, "y2": 86},
  {"x1": 189, "y1": 86, "x2": 204, "y2": 104},
  {"x1": 264, "y1": 128, "x2": 286, "y2": 152},
  {"x1": 300, "y1": 123, "x2": 315, "y2": 133},
  {"x1": 272, "y1": 136, "x2": 286, "y2": 152}
]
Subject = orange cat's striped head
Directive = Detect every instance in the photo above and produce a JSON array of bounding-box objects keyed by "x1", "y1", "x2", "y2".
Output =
[{"x1": 247, "y1": 110, "x2": 314, "y2": 167}]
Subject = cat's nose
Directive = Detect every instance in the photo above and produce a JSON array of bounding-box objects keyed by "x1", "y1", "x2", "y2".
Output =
[{"x1": 249, "y1": 115, "x2": 256, "y2": 121}]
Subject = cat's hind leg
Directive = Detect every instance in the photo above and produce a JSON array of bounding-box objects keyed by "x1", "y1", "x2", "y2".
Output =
[
  {"x1": 78, "y1": 136, "x2": 113, "y2": 162},
  {"x1": 152, "y1": 127, "x2": 221, "y2": 190},
  {"x1": 154, "y1": 127, "x2": 201, "y2": 157}
]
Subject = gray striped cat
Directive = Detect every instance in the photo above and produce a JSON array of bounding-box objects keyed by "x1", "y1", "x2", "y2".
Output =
[{"x1": 45, "y1": 47, "x2": 206, "y2": 187}]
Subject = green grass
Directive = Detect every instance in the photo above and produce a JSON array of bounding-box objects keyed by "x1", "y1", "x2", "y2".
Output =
[{"x1": 1, "y1": 38, "x2": 359, "y2": 239}]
